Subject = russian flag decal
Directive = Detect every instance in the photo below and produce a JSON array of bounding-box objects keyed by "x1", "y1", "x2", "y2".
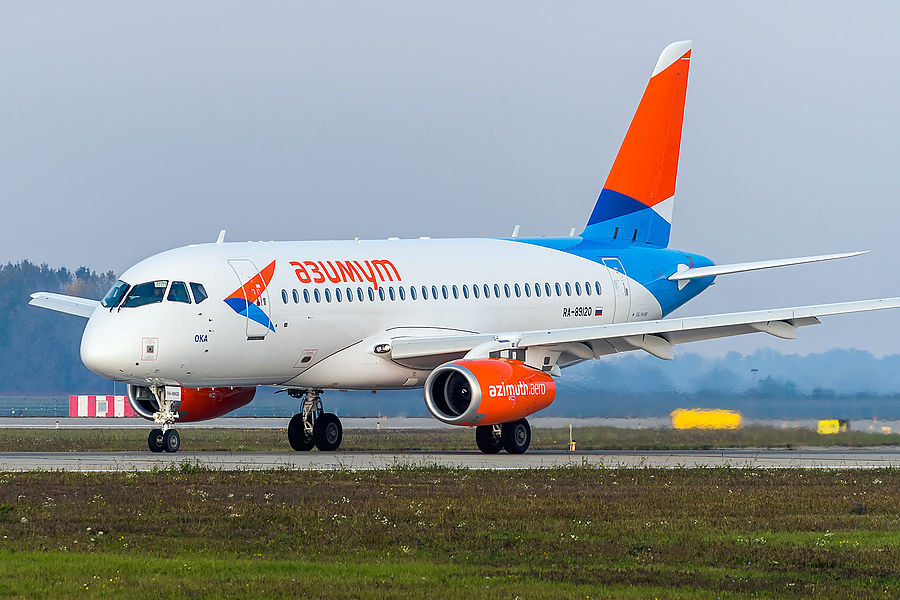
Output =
[{"x1": 595, "y1": 308, "x2": 603, "y2": 316}]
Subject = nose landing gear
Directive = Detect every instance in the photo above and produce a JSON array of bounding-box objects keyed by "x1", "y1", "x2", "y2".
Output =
[
  {"x1": 147, "y1": 386, "x2": 181, "y2": 453},
  {"x1": 287, "y1": 389, "x2": 343, "y2": 451},
  {"x1": 148, "y1": 428, "x2": 180, "y2": 453}
]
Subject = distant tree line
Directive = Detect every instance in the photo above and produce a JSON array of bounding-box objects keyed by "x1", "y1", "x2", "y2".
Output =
[
  {"x1": 2, "y1": 260, "x2": 899, "y2": 419},
  {"x1": 0, "y1": 261, "x2": 116, "y2": 394}
]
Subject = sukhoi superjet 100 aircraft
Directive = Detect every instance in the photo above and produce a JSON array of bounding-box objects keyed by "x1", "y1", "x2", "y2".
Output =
[{"x1": 31, "y1": 42, "x2": 900, "y2": 454}]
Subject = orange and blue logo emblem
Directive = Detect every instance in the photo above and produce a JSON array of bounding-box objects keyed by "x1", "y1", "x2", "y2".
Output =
[{"x1": 225, "y1": 260, "x2": 277, "y2": 331}]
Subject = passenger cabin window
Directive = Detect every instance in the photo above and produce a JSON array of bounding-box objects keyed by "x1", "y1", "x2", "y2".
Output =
[
  {"x1": 189, "y1": 283, "x2": 208, "y2": 304},
  {"x1": 524, "y1": 283, "x2": 531, "y2": 297},
  {"x1": 452, "y1": 285, "x2": 459, "y2": 299},
  {"x1": 545, "y1": 283, "x2": 552, "y2": 297},
  {"x1": 575, "y1": 282, "x2": 582, "y2": 296},
  {"x1": 101, "y1": 280, "x2": 130, "y2": 308},
  {"x1": 595, "y1": 281, "x2": 602, "y2": 295},
  {"x1": 565, "y1": 282, "x2": 572, "y2": 296},
  {"x1": 281, "y1": 290, "x2": 288, "y2": 304},
  {"x1": 293, "y1": 289, "x2": 300, "y2": 303},
  {"x1": 410, "y1": 286, "x2": 417, "y2": 300},
  {"x1": 483, "y1": 284, "x2": 490, "y2": 298},
  {"x1": 335, "y1": 288, "x2": 342, "y2": 302},
  {"x1": 472, "y1": 284, "x2": 479, "y2": 299},
  {"x1": 358, "y1": 288, "x2": 365, "y2": 302},
  {"x1": 121, "y1": 280, "x2": 168, "y2": 308},
  {"x1": 346, "y1": 288, "x2": 353, "y2": 302},
  {"x1": 168, "y1": 282, "x2": 191, "y2": 303},
  {"x1": 304, "y1": 289, "x2": 311, "y2": 303},
  {"x1": 534, "y1": 283, "x2": 541, "y2": 297}
]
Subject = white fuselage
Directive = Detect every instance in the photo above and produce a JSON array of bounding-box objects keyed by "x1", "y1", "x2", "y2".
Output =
[{"x1": 80, "y1": 238, "x2": 663, "y2": 389}]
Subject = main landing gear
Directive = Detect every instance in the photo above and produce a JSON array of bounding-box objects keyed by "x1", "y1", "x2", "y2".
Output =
[
  {"x1": 475, "y1": 418, "x2": 531, "y2": 454},
  {"x1": 286, "y1": 389, "x2": 343, "y2": 451},
  {"x1": 147, "y1": 385, "x2": 181, "y2": 453}
]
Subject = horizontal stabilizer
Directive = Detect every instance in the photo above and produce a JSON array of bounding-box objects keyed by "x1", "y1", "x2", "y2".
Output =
[
  {"x1": 669, "y1": 251, "x2": 867, "y2": 283},
  {"x1": 29, "y1": 292, "x2": 99, "y2": 318}
]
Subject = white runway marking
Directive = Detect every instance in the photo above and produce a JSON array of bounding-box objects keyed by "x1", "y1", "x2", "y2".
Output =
[{"x1": 2, "y1": 449, "x2": 900, "y2": 471}]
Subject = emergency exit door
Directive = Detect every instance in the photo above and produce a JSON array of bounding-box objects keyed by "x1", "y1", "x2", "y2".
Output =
[{"x1": 602, "y1": 258, "x2": 631, "y2": 323}]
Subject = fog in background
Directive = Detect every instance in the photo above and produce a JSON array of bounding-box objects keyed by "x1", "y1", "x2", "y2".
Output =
[{"x1": 2, "y1": 2, "x2": 899, "y2": 357}]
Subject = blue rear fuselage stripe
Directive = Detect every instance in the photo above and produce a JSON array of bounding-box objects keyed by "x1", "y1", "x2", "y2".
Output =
[{"x1": 506, "y1": 236, "x2": 714, "y2": 317}]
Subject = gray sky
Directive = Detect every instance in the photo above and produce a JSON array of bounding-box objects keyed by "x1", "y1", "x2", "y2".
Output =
[{"x1": 2, "y1": 1, "x2": 899, "y2": 356}]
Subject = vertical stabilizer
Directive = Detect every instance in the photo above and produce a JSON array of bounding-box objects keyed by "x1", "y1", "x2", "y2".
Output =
[{"x1": 582, "y1": 41, "x2": 692, "y2": 247}]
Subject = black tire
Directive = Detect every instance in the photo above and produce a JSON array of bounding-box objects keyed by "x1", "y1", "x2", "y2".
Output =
[
  {"x1": 288, "y1": 413, "x2": 315, "y2": 451},
  {"x1": 163, "y1": 429, "x2": 180, "y2": 453},
  {"x1": 148, "y1": 429, "x2": 165, "y2": 453},
  {"x1": 501, "y1": 419, "x2": 531, "y2": 454},
  {"x1": 313, "y1": 413, "x2": 343, "y2": 451},
  {"x1": 475, "y1": 425, "x2": 502, "y2": 454}
]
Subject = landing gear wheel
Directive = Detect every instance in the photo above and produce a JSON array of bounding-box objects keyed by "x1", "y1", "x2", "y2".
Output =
[
  {"x1": 501, "y1": 419, "x2": 531, "y2": 454},
  {"x1": 148, "y1": 429, "x2": 165, "y2": 453},
  {"x1": 475, "y1": 425, "x2": 502, "y2": 454},
  {"x1": 313, "y1": 413, "x2": 343, "y2": 451},
  {"x1": 288, "y1": 413, "x2": 315, "y2": 451},
  {"x1": 163, "y1": 429, "x2": 181, "y2": 453}
]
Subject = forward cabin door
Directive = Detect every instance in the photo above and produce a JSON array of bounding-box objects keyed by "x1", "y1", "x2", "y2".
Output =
[
  {"x1": 227, "y1": 259, "x2": 272, "y2": 339},
  {"x1": 602, "y1": 258, "x2": 631, "y2": 323}
]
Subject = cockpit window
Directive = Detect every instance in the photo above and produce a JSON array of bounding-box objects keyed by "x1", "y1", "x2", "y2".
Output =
[
  {"x1": 189, "y1": 282, "x2": 208, "y2": 304},
  {"x1": 167, "y1": 281, "x2": 191, "y2": 304},
  {"x1": 121, "y1": 280, "x2": 168, "y2": 308},
  {"x1": 101, "y1": 280, "x2": 130, "y2": 308}
]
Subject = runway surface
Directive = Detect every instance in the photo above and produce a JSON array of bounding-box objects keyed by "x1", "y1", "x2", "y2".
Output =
[{"x1": 2, "y1": 448, "x2": 900, "y2": 471}]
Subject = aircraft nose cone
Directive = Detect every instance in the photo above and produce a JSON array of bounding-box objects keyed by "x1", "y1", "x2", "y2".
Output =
[{"x1": 80, "y1": 316, "x2": 131, "y2": 378}]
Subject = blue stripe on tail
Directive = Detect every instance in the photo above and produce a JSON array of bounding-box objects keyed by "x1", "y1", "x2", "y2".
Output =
[{"x1": 582, "y1": 189, "x2": 671, "y2": 246}]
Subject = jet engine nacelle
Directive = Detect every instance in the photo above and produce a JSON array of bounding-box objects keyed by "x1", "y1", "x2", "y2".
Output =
[
  {"x1": 424, "y1": 358, "x2": 556, "y2": 426},
  {"x1": 127, "y1": 385, "x2": 256, "y2": 422}
]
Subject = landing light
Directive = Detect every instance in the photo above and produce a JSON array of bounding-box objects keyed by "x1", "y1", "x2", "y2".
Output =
[{"x1": 374, "y1": 344, "x2": 391, "y2": 354}]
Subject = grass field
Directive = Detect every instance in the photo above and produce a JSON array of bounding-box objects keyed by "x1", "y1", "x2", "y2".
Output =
[
  {"x1": 0, "y1": 467, "x2": 899, "y2": 598},
  {"x1": 0, "y1": 425, "x2": 897, "y2": 452}
]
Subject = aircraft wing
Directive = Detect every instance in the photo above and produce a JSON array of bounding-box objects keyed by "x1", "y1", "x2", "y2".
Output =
[
  {"x1": 29, "y1": 292, "x2": 99, "y2": 318},
  {"x1": 389, "y1": 298, "x2": 900, "y2": 362}
]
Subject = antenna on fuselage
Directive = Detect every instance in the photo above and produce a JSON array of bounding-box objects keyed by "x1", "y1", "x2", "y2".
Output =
[
  {"x1": 511, "y1": 225, "x2": 520, "y2": 238},
  {"x1": 216, "y1": 230, "x2": 226, "y2": 245}
]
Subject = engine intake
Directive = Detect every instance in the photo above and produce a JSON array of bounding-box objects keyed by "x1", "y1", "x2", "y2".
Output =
[{"x1": 424, "y1": 359, "x2": 556, "y2": 426}]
